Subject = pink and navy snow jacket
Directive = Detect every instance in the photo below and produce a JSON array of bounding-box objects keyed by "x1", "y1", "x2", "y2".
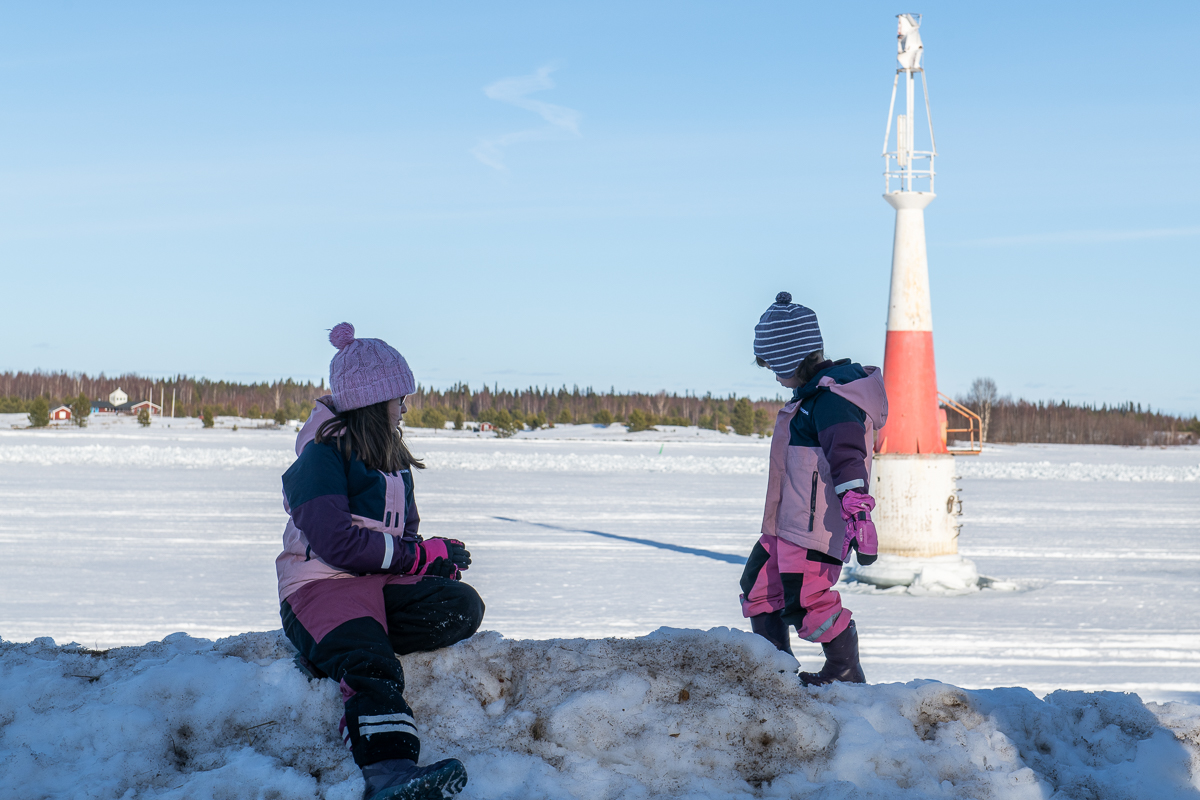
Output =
[
  {"x1": 761, "y1": 361, "x2": 888, "y2": 558},
  {"x1": 275, "y1": 397, "x2": 423, "y2": 602}
]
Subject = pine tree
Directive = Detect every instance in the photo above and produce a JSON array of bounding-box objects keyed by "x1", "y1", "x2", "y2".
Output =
[
  {"x1": 557, "y1": 408, "x2": 572, "y2": 425},
  {"x1": 137, "y1": 408, "x2": 151, "y2": 427},
  {"x1": 27, "y1": 397, "x2": 49, "y2": 428},
  {"x1": 203, "y1": 408, "x2": 216, "y2": 428},
  {"x1": 627, "y1": 409, "x2": 656, "y2": 432},
  {"x1": 453, "y1": 410, "x2": 464, "y2": 430},
  {"x1": 71, "y1": 392, "x2": 91, "y2": 428},
  {"x1": 478, "y1": 408, "x2": 518, "y2": 437},
  {"x1": 732, "y1": 398, "x2": 754, "y2": 435}
]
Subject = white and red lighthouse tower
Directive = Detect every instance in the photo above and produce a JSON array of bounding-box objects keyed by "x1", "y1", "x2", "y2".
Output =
[{"x1": 854, "y1": 14, "x2": 978, "y2": 590}]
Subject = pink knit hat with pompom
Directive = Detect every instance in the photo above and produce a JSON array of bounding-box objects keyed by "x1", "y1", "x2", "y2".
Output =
[{"x1": 327, "y1": 322, "x2": 415, "y2": 412}]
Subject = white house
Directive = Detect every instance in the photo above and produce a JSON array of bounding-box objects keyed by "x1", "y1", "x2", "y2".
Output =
[{"x1": 92, "y1": 388, "x2": 161, "y2": 416}]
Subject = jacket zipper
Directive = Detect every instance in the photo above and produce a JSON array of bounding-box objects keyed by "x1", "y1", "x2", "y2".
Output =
[
  {"x1": 809, "y1": 471, "x2": 818, "y2": 531},
  {"x1": 391, "y1": 472, "x2": 401, "y2": 528}
]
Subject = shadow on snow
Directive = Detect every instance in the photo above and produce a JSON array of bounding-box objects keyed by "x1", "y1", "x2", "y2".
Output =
[{"x1": 493, "y1": 516, "x2": 747, "y2": 565}]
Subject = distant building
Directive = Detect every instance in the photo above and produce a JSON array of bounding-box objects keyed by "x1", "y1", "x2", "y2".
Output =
[
  {"x1": 118, "y1": 400, "x2": 162, "y2": 416},
  {"x1": 50, "y1": 405, "x2": 72, "y2": 421},
  {"x1": 90, "y1": 388, "x2": 162, "y2": 417}
]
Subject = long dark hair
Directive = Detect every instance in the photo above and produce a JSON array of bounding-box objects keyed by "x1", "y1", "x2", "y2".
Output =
[
  {"x1": 793, "y1": 350, "x2": 828, "y2": 385},
  {"x1": 314, "y1": 400, "x2": 425, "y2": 472},
  {"x1": 755, "y1": 349, "x2": 827, "y2": 385}
]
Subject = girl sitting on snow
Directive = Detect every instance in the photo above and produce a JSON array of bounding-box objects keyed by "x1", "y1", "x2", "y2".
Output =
[
  {"x1": 277, "y1": 323, "x2": 483, "y2": 800},
  {"x1": 740, "y1": 293, "x2": 887, "y2": 686}
]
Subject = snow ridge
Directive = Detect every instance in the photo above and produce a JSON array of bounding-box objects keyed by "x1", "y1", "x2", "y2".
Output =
[
  {"x1": 957, "y1": 460, "x2": 1200, "y2": 482},
  {"x1": 0, "y1": 445, "x2": 767, "y2": 474},
  {"x1": 0, "y1": 444, "x2": 296, "y2": 469},
  {"x1": 2, "y1": 442, "x2": 1197, "y2": 481},
  {"x1": 2, "y1": 628, "x2": 1197, "y2": 799},
  {"x1": 421, "y1": 451, "x2": 765, "y2": 474}
]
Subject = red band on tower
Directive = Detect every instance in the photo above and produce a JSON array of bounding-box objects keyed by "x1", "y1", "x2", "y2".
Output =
[{"x1": 876, "y1": 330, "x2": 946, "y2": 454}]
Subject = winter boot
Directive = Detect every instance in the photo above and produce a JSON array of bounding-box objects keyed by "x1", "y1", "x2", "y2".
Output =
[
  {"x1": 798, "y1": 620, "x2": 866, "y2": 686},
  {"x1": 750, "y1": 610, "x2": 794, "y2": 655},
  {"x1": 292, "y1": 653, "x2": 327, "y2": 681},
  {"x1": 361, "y1": 757, "x2": 468, "y2": 800}
]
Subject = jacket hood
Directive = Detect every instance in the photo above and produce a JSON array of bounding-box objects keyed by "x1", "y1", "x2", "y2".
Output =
[
  {"x1": 796, "y1": 361, "x2": 888, "y2": 429},
  {"x1": 825, "y1": 365, "x2": 888, "y2": 429},
  {"x1": 295, "y1": 396, "x2": 338, "y2": 456}
]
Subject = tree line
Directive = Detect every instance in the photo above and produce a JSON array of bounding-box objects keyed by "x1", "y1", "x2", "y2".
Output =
[
  {"x1": 402, "y1": 383, "x2": 780, "y2": 434},
  {"x1": 0, "y1": 370, "x2": 785, "y2": 435},
  {"x1": 0, "y1": 370, "x2": 323, "y2": 423},
  {"x1": 949, "y1": 377, "x2": 1199, "y2": 446},
  {"x1": 4, "y1": 369, "x2": 1196, "y2": 444}
]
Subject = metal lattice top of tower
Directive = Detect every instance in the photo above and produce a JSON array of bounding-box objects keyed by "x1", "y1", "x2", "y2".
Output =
[{"x1": 881, "y1": 13, "x2": 937, "y2": 195}]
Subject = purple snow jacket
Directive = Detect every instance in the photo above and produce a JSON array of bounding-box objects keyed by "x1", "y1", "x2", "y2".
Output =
[
  {"x1": 761, "y1": 364, "x2": 888, "y2": 558},
  {"x1": 275, "y1": 398, "x2": 422, "y2": 603}
]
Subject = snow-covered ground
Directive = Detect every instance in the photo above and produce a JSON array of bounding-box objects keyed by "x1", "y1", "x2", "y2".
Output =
[
  {"x1": 2, "y1": 414, "x2": 1199, "y2": 797},
  {"x1": 5, "y1": 628, "x2": 1199, "y2": 799}
]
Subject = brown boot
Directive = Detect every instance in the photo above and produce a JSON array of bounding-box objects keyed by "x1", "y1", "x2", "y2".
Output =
[{"x1": 799, "y1": 620, "x2": 866, "y2": 686}]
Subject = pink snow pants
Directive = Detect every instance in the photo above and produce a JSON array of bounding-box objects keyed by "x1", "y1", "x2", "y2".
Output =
[{"x1": 739, "y1": 534, "x2": 851, "y2": 644}]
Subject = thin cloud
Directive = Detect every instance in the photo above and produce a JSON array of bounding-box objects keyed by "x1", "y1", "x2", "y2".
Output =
[
  {"x1": 472, "y1": 65, "x2": 581, "y2": 171},
  {"x1": 943, "y1": 226, "x2": 1200, "y2": 248}
]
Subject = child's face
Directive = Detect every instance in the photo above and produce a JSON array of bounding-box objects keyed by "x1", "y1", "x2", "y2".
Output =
[
  {"x1": 759, "y1": 355, "x2": 802, "y2": 390},
  {"x1": 387, "y1": 396, "x2": 408, "y2": 428}
]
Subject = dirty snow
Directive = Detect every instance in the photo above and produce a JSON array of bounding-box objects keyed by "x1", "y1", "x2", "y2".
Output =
[{"x1": 4, "y1": 628, "x2": 1199, "y2": 799}]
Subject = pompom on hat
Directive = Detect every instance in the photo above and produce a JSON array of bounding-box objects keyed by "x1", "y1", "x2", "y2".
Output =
[
  {"x1": 753, "y1": 292, "x2": 824, "y2": 379},
  {"x1": 327, "y1": 322, "x2": 415, "y2": 412}
]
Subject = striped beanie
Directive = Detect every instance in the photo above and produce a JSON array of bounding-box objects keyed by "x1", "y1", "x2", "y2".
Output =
[{"x1": 753, "y1": 292, "x2": 823, "y2": 379}]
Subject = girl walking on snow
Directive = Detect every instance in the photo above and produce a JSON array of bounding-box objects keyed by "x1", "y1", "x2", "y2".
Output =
[
  {"x1": 277, "y1": 323, "x2": 483, "y2": 800},
  {"x1": 739, "y1": 293, "x2": 887, "y2": 685}
]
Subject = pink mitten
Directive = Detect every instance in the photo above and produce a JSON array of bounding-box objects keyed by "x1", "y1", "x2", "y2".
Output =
[
  {"x1": 405, "y1": 538, "x2": 471, "y2": 580},
  {"x1": 840, "y1": 491, "x2": 878, "y2": 565}
]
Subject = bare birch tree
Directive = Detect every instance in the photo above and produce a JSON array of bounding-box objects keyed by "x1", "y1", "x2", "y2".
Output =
[{"x1": 965, "y1": 377, "x2": 998, "y2": 443}]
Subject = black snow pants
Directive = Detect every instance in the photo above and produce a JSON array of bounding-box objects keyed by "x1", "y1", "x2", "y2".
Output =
[{"x1": 281, "y1": 577, "x2": 485, "y2": 766}]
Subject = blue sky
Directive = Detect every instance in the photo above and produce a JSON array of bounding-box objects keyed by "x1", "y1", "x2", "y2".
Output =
[{"x1": 1, "y1": 2, "x2": 1197, "y2": 413}]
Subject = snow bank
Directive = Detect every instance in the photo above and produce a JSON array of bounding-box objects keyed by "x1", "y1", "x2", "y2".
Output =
[
  {"x1": 0, "y1": 444, "x2": 296, "y2": 470},
  {"x1": 3, "y1": 629, "x2": 1198, "y2": 799},
  {"x1": 420, "y1": 451, "x2": 765, "y2": 475},
  {"x1": 6, "y1": 427, "x2": 1195, "y2": 481},
  {"x1": 6, "y1": 445, "x2": 1196, "y2": 481},
  {"x1": 0, "y1": 445, "x2": 765, "y2": 475},
  {"x1": 957, "y1": 460, "x2": 1200, "y2": 483}
]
